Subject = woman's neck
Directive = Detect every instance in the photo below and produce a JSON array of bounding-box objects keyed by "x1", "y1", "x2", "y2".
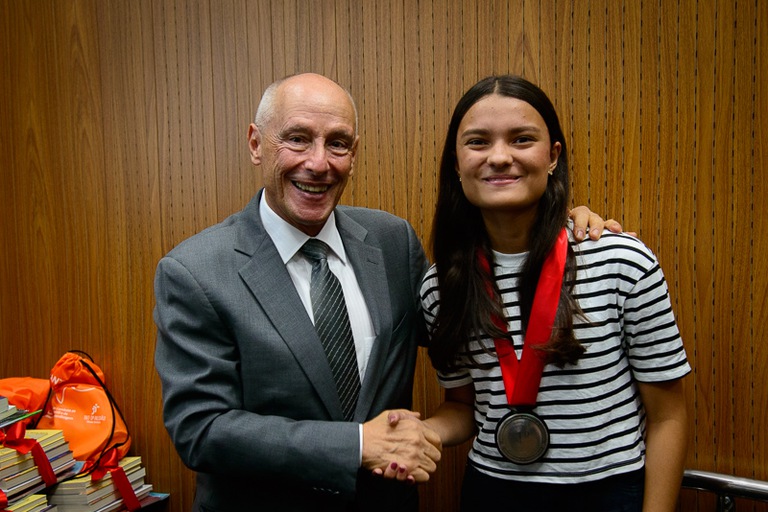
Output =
[{"x1": 482, "y1": 209, "x2": 536, "y2": 254}]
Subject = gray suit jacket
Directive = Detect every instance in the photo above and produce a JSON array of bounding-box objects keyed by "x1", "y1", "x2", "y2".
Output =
[{"x1": 154, "y1": 191, "x2": 428, "y2": 511}]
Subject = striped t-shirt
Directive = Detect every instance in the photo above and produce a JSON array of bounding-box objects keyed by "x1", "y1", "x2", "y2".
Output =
[{"x1": 420, "y1": 230, "x2": 691, "y2": 484}]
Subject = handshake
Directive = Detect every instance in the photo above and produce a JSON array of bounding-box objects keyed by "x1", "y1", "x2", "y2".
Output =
[{"x1": 362, "y1": 409, "x2": 443, "y2": 484}]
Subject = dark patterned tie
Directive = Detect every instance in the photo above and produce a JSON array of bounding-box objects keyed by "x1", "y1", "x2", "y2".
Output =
[{"x1": 300, "y1": 239, "x2": 361, "y2": 421}]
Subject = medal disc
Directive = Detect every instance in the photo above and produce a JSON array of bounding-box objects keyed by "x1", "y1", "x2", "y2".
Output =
[{"x1": 495, "y1": 409, "x2": 549, "y2": 464}]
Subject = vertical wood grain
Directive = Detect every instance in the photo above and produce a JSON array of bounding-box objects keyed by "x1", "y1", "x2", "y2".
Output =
[
  {"x1": 1, "y1": 1, "x2": 767, "y2": 511},
  {"x1": 754, "y1": 0, "x2": 768, "y2": 491},
  {"x1": 570, "y1": 2, "x2": 591, "y2": 207},
  {"x1": 588, "y1": 0, "x2": 607, "y2": 216},
  {"x1": 604, "y1": 0, "x2": 624, "y2": 223},
  {"x1": 675, "y1": 1, "x2": 700, "y2": 504}
]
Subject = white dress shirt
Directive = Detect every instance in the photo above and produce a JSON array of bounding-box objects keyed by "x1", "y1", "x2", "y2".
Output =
[{"x1": 259, "y1": 195, "x2": 376, "y2": 382}]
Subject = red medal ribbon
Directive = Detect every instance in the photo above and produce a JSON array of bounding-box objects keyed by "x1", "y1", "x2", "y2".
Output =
[
  {"x1": 478, "y1": 228, "x2": 568, "y2": 406},
  {"x1": 0, "y1": 422, "x2": 57, "y2": 487},
  {"x1": 84, "y1": 448, "x2": 141, "y2": 511}
]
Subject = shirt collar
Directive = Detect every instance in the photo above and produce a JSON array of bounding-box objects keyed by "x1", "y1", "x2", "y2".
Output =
[{"x1": 259, "y1": 193, "x2": 348, "y2": 265}]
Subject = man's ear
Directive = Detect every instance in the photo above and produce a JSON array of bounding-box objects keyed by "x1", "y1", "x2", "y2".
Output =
[
  {"x1": 348, "y1": 135, "x2": 360, "y2": 177},
  {"x1": 247, "y1": 123, "x2": 262, "y2": 165}
]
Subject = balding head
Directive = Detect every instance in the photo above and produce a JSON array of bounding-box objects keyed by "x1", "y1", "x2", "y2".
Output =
[{"x1": 254, "y1": 73, "x2": 358, "y2": 134}]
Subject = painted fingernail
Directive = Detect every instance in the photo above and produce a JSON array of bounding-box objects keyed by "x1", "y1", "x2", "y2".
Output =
[{"x1": 390, "y1": 462, "x2": 398, "y2": 470}]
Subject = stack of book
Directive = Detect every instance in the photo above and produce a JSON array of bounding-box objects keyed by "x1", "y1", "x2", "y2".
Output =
[
  {"x1": 0, "y1": 395, "x2": 18, "y2": 422},
  {"x1": 46, "y1": 456, "x2": 152, "y2": 512},
  {"x1": 1, "y1": 492, "x2": 57, "y2": 511},
  {"x1": 0, "y1": 429, "x2": 75, "y2": 510},
  {"x1": 0, "y1": 395, "x2": 33, "y2": 429}
]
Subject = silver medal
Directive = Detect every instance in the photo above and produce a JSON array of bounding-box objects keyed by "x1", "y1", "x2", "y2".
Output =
[{"x1": 495, "y1": 409, "x2": 549, "y2": 464}]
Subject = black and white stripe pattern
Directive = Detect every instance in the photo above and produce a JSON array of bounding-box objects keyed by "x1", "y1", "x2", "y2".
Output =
[{"x1": 421, "y1": 231, "x2": 690, "y2": 483}]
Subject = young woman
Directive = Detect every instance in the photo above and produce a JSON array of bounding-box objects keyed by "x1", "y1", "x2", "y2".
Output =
[{"x1": 385, "y1": 75, "x2": 690, "y2": 512}]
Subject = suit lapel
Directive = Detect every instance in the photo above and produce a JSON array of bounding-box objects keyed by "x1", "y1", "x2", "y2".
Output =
[
  {"x1": 234, "y1": 195, "x2": 395, "y2": 422},
  {"x1": 336, "y1": 211, "x2": 393, "y2": 421},
  {"x1": 235, "y1": 194, "x2": 342, "y2": 419}
]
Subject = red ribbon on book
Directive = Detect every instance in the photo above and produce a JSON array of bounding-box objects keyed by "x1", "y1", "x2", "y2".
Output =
[
  {"x1": 477, "y1": 228, "x2": 568, "y2": 406},
  {"x1": 0, "y1": 488, "x2": 8, "y2": 509},
  {"x1": 0, "y1": 421, "x2": 57, "y2": 487},
  {"x1": 82, "y1": 447, "x2": 141, "y2": 511}
]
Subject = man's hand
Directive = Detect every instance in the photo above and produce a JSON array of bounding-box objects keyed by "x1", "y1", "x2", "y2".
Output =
[
  {"x1": 362, "y1": 409, "x2": 442, "y2": 484},
  {"x1": 569, "y1": 205, "x2": 630, "y2": 241}
]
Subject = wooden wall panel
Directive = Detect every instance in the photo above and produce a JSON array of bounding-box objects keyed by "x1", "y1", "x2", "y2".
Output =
[
  {"x1": 731, "y1": 0, "x2": 757, "y2": 498},
  {"x1": 1, "y1": 1, "x2": 766, "y2": 511},
  {"x1": 623, "y1": 1, "x2": 643, "y2": 229},
  {"x1": 694, "y1": 0, "x2": 718, "y2": 478},
  {"x1": 603, "y1": 1, "x2": 624, "y2": 226},
  {"x1": 755, "y1": 0, "x2": 768, "y2": 490}
]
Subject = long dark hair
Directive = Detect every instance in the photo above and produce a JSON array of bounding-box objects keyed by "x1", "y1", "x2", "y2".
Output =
[{"x1": 428, "y1": 75, "x2": 585, "y2": 373}]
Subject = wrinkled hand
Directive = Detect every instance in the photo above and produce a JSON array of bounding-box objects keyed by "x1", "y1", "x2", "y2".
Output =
[
  {"x1": 363, "y1": 409, "x2": 442, "y2": 484},
  {"x1": 569, "y1": 206, "x2": 633, "y2": 241}
]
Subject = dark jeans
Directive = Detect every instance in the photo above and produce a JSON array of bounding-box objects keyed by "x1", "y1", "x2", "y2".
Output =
[{"x1": 460, "y1": 463, "x2": 645, "y2": 512}]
